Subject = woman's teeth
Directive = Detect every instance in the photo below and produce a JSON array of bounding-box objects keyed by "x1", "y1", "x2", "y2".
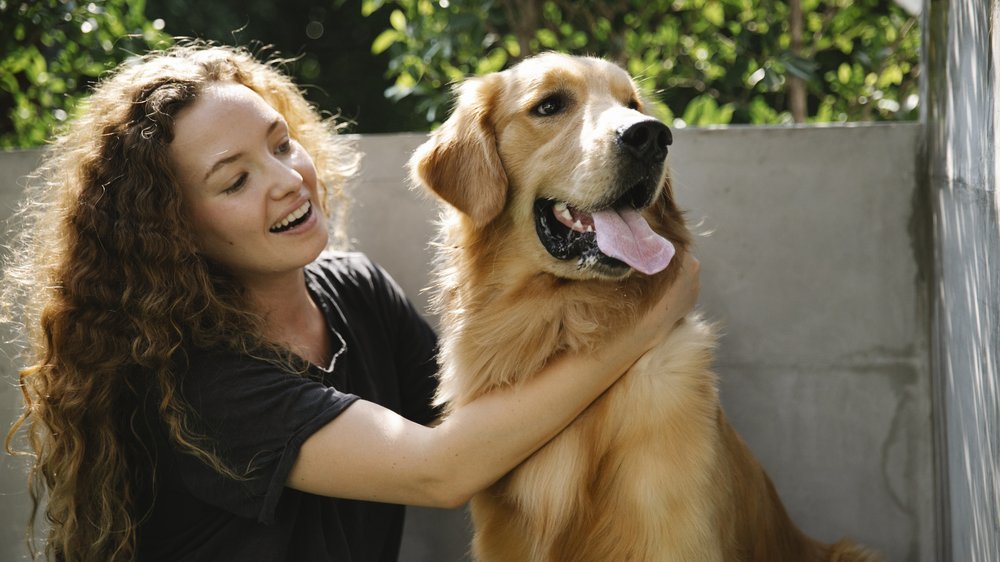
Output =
[{"x1": 270, "y1": 201, "x2": 311, "y2": 232}]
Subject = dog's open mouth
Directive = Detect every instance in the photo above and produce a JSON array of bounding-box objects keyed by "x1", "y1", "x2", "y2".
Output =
[{"x1": 534, "y1": 192, "x2": 675, "y2": 276}]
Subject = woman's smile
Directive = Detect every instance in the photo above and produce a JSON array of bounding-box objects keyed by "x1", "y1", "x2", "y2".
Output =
[{"x1": 270, "y1": 200, "x2": 314, "y2": 233}]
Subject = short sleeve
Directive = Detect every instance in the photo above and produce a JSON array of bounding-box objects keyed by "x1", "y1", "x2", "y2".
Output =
[
  {"x1": 364, "y1": 261, "x2": 441, "y2": 425},
  {"x1": 307, "y1": 253, "x2": 441, "y2": 426},
  {"x1": 172, "y1": 348, "x2": 360, "y2": 524}
]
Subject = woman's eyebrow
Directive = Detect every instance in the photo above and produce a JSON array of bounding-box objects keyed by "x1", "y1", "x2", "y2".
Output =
[
  {"x1": 204, "y1": 151, "x2": 242, "y2": 182},
  {"x1": 203, "y1": 118, "x2": 284, "y2": 182}
]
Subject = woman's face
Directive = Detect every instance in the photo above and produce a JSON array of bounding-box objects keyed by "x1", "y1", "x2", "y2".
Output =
[{"x1": 169, "y1": 82, "x2": 328, "y2": 284}]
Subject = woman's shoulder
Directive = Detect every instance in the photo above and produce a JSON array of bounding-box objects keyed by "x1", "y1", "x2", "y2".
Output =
[
  {"x1": 307, "y1": 250, "x2": 379, "y2": 279},
  {"x1": 306, "y1": 250, "x2": 398, "y2": 301},
  {"x1": 306, "y1": 250, "x2": 412, "y2": 314}
]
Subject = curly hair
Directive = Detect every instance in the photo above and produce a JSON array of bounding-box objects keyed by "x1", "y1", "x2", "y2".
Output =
[{"x1": 2, "y1": 42, "x2": 360, "y2": 562}]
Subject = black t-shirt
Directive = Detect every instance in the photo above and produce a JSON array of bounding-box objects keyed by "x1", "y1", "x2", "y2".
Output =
[{"x1": 136, "y1": 252, "x2": 440, "y2": 562}]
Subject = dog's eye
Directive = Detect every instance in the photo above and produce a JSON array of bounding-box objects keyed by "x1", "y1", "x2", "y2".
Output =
[
  {"x1": 533, "y1": 94, "x2": 566, "y2": 117},
  {"x1": 627, "y1": 99, "x2": 641, "y2": 111}
]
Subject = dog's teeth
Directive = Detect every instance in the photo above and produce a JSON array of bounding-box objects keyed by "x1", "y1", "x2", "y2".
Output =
[
  {"x1": 555, "y1": 203, "x2": 573, "y2": 222},
  {"x1": 573, "y1": 220, "x2": 583, "y2": 230},
  {"x1": 586, "y1": 225, "x2": 594, "y2": 232}
]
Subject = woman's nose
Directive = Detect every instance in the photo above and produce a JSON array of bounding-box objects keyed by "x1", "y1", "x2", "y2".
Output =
[{"x1": 268, "y1": 159, "x2": 303, "y2": 199}]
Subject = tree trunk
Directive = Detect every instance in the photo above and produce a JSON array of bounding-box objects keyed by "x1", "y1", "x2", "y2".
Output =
[
  {"x1": 788, "y1": 0, "x2": 807, "y2": 123},
  {"x1": 502, "y1": 0, "x2": 541, "y2": 60}
]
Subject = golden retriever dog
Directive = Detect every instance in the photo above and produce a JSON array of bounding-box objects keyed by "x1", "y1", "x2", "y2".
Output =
[{"x1": 410, "y1": 53, "x2": 879, "y2": 562}]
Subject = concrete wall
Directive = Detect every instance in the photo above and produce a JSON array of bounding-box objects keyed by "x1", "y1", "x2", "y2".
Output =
[
  {"x1": 352, "y1": 125, "x2": 934, "y2": 561},
  {"x1": 1, "y1": 123, "x2": 934, "y2": 561},
  {"x1": 0, "y1": 149, "x2": 45, "y2": 562}
]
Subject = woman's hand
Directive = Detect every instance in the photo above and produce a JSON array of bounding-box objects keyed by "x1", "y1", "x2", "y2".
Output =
[
  {"x1": 598, "y1": 251, "x2": 701, "y2": 371},
  {"x1": 641, "y1": 251, "x2": 701, "y2": 346}
]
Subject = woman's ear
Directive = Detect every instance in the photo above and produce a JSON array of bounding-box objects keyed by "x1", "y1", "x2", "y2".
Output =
[{"x1": 409, "y1": 74, "x2": 508, "y2": 228}]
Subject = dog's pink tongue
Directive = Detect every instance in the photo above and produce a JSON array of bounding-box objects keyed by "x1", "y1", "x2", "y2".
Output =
[{"x1": 592, "y1": 208, "x2": 675, "y2": 275}]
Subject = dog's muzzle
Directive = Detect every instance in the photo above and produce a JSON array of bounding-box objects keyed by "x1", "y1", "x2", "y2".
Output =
[{"x1": 533, "y1": 120, "x2": 675, "y2": 276}]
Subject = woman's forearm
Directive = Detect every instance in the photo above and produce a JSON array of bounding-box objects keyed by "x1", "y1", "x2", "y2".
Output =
[
  {"x1": 419, "y1": 341, "x2": 648, "y2": 505},
  {"x1": 289, "y1": 338, "x2": 645, "y2": 508}
]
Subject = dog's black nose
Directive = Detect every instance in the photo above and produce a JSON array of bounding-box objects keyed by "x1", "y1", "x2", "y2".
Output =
[{"x1": 617, "y1": 120, "x2": 672, "y2": 163}]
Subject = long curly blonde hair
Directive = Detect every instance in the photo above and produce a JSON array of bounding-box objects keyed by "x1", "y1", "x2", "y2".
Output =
[{"x1": 2, "y1": 42, "x2": 360, "y2": 562}]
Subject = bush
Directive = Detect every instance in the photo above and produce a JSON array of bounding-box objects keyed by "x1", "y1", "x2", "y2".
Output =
[
  {"x1": 0, "y1": 0, "x2": 170, "y2": 148},
  {"x1": 365, "y1": 0, "x2": 920, "y2": 127}
]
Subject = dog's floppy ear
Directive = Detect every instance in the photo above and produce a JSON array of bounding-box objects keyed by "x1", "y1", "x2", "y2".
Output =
[{"x1": 410, "y1": 74, "x2": 508, "y2": 227}]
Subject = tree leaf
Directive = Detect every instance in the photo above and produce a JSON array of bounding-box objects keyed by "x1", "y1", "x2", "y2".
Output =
[
  {"x1": 837, "y1": 63, "x2": 852, "y2": 84},
  {"x1": 372, "y1": 29, "x2": 400, "y2": 54},
  {"x1": 703, "y1": 1, "x2": 724, "y2": 27},
  {"x1": 389, "y1": 9, "x2": 407, "y2": 32},
  {"x1": 783, "y1": 54, "x2": 819, "y2": 81},
  {"x1": 361, "y1": 0, "x2": 386, "y2": 17},
  {"x1": 537, "y1": 28, "x2": 559, "y2": 48}
]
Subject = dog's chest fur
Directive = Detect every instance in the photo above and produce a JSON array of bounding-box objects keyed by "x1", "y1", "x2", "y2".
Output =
[{"x1": 432, "y1": 235, "x2": 725, "y2": 560}]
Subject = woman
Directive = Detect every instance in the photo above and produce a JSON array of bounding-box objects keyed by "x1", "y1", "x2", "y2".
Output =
[{"x1": 3, "y1": 44, "x2": 699, "y2": 562}]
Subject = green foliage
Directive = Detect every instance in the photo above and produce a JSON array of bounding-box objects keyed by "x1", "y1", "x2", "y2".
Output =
[
  {"x1": 365, "y1": 0, "x2": 920, "y2": 127},
  {"x1": 2, "y1": 0, "x2": 920, "y2": 147},
  {"x1": 142, "y1": 0, "x2": 430, "y2": 134},
  {"x1": 0, "y1": 0, "x2": 171, "y2": 148}
]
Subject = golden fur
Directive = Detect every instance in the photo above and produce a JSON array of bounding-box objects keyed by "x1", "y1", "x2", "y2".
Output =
[{"x1": 411, "y1": 53, "x2": 880, "y2": 561}]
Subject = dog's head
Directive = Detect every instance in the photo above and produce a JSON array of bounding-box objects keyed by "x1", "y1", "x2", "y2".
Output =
[{"x1": 411, "y1": 53, "x2": 688, "y2": 281}]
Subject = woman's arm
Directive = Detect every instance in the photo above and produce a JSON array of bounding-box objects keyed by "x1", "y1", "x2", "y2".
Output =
[{"x1": 288, "y1": 254, "x2": 700, "y2": 508}]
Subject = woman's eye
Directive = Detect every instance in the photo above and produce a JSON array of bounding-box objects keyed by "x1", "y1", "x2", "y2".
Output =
[
  {"x1": 224, "y1": 173, "x2": 248, "y2": 194},
  {"x1": 533, "y1": 94, "x2": 566, "y2": 117}
]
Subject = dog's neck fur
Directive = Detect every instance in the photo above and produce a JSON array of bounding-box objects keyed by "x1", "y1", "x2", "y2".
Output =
[{"x1": 430, "y1": 190, "x2": 691, "y2": 410}]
